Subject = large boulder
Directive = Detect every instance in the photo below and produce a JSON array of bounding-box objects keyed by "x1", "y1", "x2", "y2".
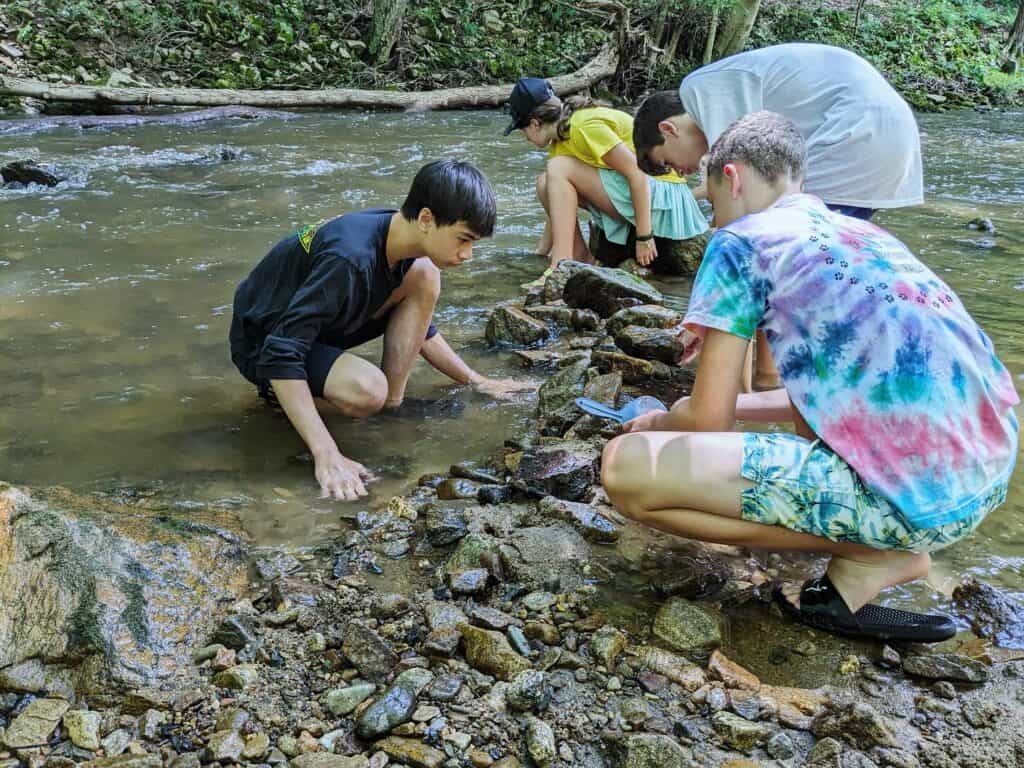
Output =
[
  {"x1": 0, "y1": 483, "x2": 248, "y2": 699},
  {"x1": 589, "y1": 227, "x2": 709, "y2": 277},
  {"x1": 562, "y1": 264, "x2": 663, "y2": 318}
]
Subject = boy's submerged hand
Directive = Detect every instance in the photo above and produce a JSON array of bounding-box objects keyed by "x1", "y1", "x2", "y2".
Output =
[
  {"x1": 315, "y1": 451, "x2": 372, "y2": 501},
  {"x1": 473, "y1": 376, "x2": 536, "y2": 400}
]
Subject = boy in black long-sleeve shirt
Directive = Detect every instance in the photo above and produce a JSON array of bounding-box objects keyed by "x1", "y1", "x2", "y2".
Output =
[{"x1": 230, "y1": 160, "x2": 527, "y2": 500}]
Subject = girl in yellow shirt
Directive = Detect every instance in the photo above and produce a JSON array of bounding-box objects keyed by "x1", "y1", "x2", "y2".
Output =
[{"x1": 504, "y1": 77, "x2": 708, "y2": 279}]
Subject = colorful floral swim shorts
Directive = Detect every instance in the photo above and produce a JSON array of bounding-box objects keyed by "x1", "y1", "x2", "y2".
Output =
[{"x1": 739, "y1": 432, "x2": 1005, "y2": 552}]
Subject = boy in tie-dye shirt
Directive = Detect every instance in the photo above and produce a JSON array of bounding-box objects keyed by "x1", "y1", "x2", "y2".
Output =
[{"x1": 601, "y1": 111, "x2": 1019, "y2": 642}]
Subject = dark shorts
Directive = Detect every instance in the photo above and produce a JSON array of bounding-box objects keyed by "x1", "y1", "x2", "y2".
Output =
[
  {"x1": 236, "y1": 313, "x2": 438, "y2": 403},
  {"x1": 826, "y1": 203, "x2": 876, "y2": 221}
]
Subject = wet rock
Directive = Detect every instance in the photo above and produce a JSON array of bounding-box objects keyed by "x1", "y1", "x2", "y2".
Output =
[
  {"x1": 504, "y1": 526, "x2": 591, "y2": 591},
  {"x1": 606, "y1": 305, "x2": 681, "y2": 339},
  {"x1": 290, "y1": 756, "x2": 369, "y2": 768},
  {"x1": 423, "y1": 628, "x2": 461, "y2": 656},
  {"x1": 423, "y1": 503, "x2": 470, "y2": 546},
  {"x1": 524, "y1": 305, "x2": 574, "y2": 329},
  {"x1": 591, "y1": 625, "x2": 627, "y2": 670},
  {"x1": 449, "y1": 569, "x2": 489, "y2": 595},
  {"x1": 355, "y1": 668, "x2": 434, "y2": 740},
  {"x1": 254, "y1": 553, "x2": 302, "y2": 581},
  {"x1": 966, "y1": 217, "x2": 996, "y2": 234},
  {"x1": 543, "y1": 260, "x2": 589, "y2": 304},
  {"x1": 613, "y1": 326, "x2": 684, "y2": 365},
  {"x1": 711, "y1": 711, "x2": 769, "y2": 752},
  {"x1": 205, "y1": 730, "x2": 245, "y2": 763},
  {"x1": 592, "y1": 350, "x2": 684, "y2": 385},
  {"x1": 470, "y1": 605, "x2": 516, "y2": 630},
  {"x1": 813, "y1": 702, "x2": 897, "y2": 750},
  {"x1": 631, "y1": 646, "x2": 708, "y2": 691},
  {"x1": 652, "y1": 598, "x2": 723, "y2": 658},
  {"x1": 902, "y1": 654, "x2": 988, "y2": 683},
  {"x1": 952, "y1": 578, "x2": 1024, "y2": 646},
  {"x1": 213, "y1": 664, "x2": 259, "y2": 691},
  {"x1": 524, "y1": 622, "x2": 561, "y2": 646},
  {"x1": 537, "y1": 358, "x2": 590, "y2": 432},
  {"x1": 58, "y1": 708, "x2": 100, "y2": 751},
  {"x1": 572, "y1": 308, "x2": 602, "y2": 331},
  {"x1": 563, "y1": 265, "x2": 663, "y2": 317},
  {"x1": 962, "y1": 698, "x2": 999, "y2": 728},
  {"x1": 620, "y1": 697, "x2": 650, "y2": 725},
  {"x1": 514, "y1": 441, "x2": 600, "y2": 501},
  {"x1": 451, "y1": 461, "x2": 503, "y2": 484},
  {"x1": 216, "y1": 708, "x2": 250, "y2": 732},
  {"x1": 437, "y1": 479, "x2": 482, "y2": 501},
  {"x1": 102, "y1": 730, "x2": 132, "y2": 756},
  {"x1": 3, "y1": 697, "x2": 69, "y2": 748},
  {"x1": 524, "y1": 716, "x2": 556, "y2": 767},
  {"x1": 485, "y1": 305, "x2": 550, "y2": 346},
  {"x1": 0, "y1": 484, "x2": 247, "y2": 696},
  {"x1": 325, "y1": 684, "x2": 376, "y2": 716},
  {"x1": 342, "y1": 622, "x2": 398, "y2": 682},
  {"x1": 444, "y1": 532, "x2": 501, "y2": 576},
  {"x1": 1, "y1": 160, "x2": 62, "y2": 187},
  {"x1": 424, "y1": 602, "x2": 468, "y2": 632},
  {"x1": 766, "y1": 731, "x2": 795, "y2": 760},
  {"x1": 537, "y1": 497, "x2": 619, "y2": 543},
  {"x1": 243, "y1": 733, "x2": 270, "y2": 761},
  {"x1": 425, "y1": 674, "x2": 463, "y2": 701},
  {"x1": 373, "y1": 593, "x2": 410, "y2": 619},
  {"x1": 805, "y1": 737, "x2": 843, "y2": 767},
  {"x1": 514, "y1": 349, "x2": 591, "y2": 370},
  {"x1": 506, "y1": 670, "x2": 551, "y2": 712},
  {"x1": 459, "y1": 624, "x2": 532, "y2": 681},
  {"x1": 609, "y1": 733, "x2": 690, "y2": 768},
  {"x1": 372, "y1": 736, "x2": 445, "y2": 768},
  {"x1": 583, "y1": 371, "x2": 622, "y2": 407},
  {"x1": 708, "y1": 650, "x2": 760, "y2": 691},
  {"x1": 212, "y1": 616, "x2": 260, "y2": 649}
]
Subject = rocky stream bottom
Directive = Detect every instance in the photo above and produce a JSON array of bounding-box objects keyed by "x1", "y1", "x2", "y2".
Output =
[{"x1": 2, "y1": 261, "x2": 1024, "y2": 768}]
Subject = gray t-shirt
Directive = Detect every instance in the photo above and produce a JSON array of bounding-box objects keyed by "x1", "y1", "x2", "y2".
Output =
[{"x1": 679, "y1": 43, "x2": 923, "y2": 209}]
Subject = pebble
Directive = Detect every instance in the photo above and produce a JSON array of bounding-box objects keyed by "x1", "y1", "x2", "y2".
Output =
[
  {"x1": 412, "y1": 706, "x2": 442, "y2": 722},
  {"x1": 932, "y1": 681, "x2": 957, "y2": 699},
  {"x1": 446, "y1": 731, "x2": 472, "y2": 750},
  {"x1": 558, "y1": 742, "x2": 574, "y2": 762},
  {"x1": 766, "y1": 731, "x2": 795, "y2": 760},
  {"x1": 606, "y1": 677, "x2": 622, "y2": 691},
  {"x1": 506, "y1": 626, "x2": 533, "y2": 657}
]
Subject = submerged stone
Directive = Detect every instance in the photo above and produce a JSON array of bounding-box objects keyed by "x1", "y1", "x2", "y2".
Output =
[
  {"x1": 902, "y1": 653, "x2": 988, "y2": 683},
  {"x1": 652, "y1": 598, "x2": 724, "y2": 659}
]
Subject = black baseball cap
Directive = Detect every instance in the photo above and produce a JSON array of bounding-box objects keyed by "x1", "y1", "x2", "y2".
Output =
[{"x1": 503, "y1": 77, "x2": 556, "y2": 135}]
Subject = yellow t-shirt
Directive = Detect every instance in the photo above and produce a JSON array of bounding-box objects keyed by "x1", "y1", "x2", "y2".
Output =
[{"x1": 548, "y1": 106, "x2": 684, "y2": 184}]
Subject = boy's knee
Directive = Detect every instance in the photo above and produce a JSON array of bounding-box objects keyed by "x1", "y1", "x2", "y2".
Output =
[
  {"x1": 328, "y1": 366, "x2": 387, "y2": 417},
  {"x1": 406, "y1": 260, "x2": 441, "y2": 301},
  {"x1": 601, "y1": 434, "x2": 655, "y2": 520}
]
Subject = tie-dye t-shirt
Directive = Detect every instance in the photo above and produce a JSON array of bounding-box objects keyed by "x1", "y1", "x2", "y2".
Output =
[{"x1": 684, "y1": 194, "x2": 1020, "y2": 530}]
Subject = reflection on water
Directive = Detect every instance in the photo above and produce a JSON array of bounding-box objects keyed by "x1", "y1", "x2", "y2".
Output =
[{"x1": 1, "y1": 109, "x2": 1022, "y2": 606}]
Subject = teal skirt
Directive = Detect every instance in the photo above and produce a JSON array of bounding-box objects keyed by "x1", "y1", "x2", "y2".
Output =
[{"x1": 589, "y1": 168, "x2": 709, "y2": 245}]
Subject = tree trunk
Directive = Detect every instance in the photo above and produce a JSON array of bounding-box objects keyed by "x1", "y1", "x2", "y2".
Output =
[
  {"x1": 702, "y1": 7, "x2": 720, "y2": 65},
  {"x1": 712, "y1": 0, "x2": 761, "y2": 61},
  {"x1": 0, "y1": 46, "x2": 618, "y2": 110},
  {"x1": 1008, "y1": 0, "x2": 1024, "y2": 58},
  {"x1": 369, "y1": 0, "x2": 409, "y2": 64}
]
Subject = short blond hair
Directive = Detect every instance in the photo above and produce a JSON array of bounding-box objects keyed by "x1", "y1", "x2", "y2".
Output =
[{"x1": 706, "y1": 111, "x2": 806, "y2": 184}]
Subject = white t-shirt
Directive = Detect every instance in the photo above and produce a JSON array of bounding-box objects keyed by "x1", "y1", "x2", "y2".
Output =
[{"x1": 679, "y1": 43, "x2": 924, "y2": 209}]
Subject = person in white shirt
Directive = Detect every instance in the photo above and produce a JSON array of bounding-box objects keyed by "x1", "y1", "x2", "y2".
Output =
[
  {"x1": 632, "y1": 43, "x2": 924, "y2": 221},
  {"x1": 632, "y1": 43, "x2": 924, "y2": 390}
]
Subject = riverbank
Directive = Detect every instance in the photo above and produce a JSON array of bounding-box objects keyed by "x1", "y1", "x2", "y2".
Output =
[
  {"x1": 3, "y1": 260, "x2": 1024, "y2": 768},
  {"x1": 1, "y1": 0, "x2": 1022, "y2": 115}
]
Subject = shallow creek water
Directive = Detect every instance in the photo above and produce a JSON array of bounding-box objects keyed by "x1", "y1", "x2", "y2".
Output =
[{"x1": 1, "y1": 108, "x2": 1022, "y2": 638}]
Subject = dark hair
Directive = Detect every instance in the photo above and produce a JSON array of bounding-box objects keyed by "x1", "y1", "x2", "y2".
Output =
[
  {"x1": 527, "y1": 94, "x2": 604, "y2": 142},
  {"x1": 632, "y1": 90, "x2": 686, "y2": 175},
  {"x1": 706, "y1": 111, "x2": 806, "y2": 184},
  {"x1": 400, "y1": 159, "x2": 497, "y2": 237}
]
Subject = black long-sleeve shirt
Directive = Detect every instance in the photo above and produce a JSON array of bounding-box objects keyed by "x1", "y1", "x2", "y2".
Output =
[{"x1": 229, "y1": 209, "x2": 436, "y2": 383}]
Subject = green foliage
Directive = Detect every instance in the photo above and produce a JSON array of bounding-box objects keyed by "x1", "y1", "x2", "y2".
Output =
[
  {"x1": 750, "y1": 0, "x2": 1022, "y2": 108},
  {"x1": 4, "y1": 0, "x2": 1021, "y2": 108}
]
